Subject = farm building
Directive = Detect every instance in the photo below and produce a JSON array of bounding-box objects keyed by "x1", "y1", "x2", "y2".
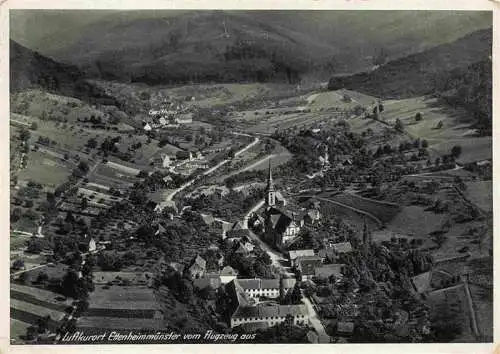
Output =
[
  {"x1": 295, "y1": 256, "x2": 324, "y2": 281},
  {"x1": 288, "y1": 249, "x2": 315, "y2": 267},
  {"x1": 187, "y1": 255, "x2": 207, "y2": 279},
  {"x1": 314, "y1": 264, "x2": 345, "y2": 280}
]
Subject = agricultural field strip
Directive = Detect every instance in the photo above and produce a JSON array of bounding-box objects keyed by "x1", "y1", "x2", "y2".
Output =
[
  {"x1": 77, "y1": 187, "x2": 123, "y2": 201},
  {"x1": 10, "y1": 290, "x2": 69, "y2": 312},
  {"x1": 330, "y1": 193, "x2": 401, "y2": 223},
  {"x1": 11, "y1": 298, "x2": 66, "y2": 320},
  {"x1": 105, "y1": 161, "x2": 141, "y2": 176},
  {"x1": 313, "y1": 196, "x2": 382, "y2": 226},
  {"x1": 77, "y1": 317, "x2": 162, "y2": 329}
]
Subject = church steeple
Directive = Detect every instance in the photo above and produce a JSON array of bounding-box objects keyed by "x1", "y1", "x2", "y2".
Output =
[{"x1": 266, "y1": 159, "x2": 276, "y2": 206}]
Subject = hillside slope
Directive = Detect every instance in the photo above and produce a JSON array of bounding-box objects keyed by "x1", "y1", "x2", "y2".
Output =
[
  {"x1": 11, "y1": 10, "x2": 492, "y2": 84},
  {"x1": 327, "y1": 29, "x2": 492, "y2": 98},
  {"x1": 10, "y1": 40, "x2": 117, "y2": 105}
]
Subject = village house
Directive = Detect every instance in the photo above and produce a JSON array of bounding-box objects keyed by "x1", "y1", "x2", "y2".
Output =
[
  {"x1": 219, "y1": 266, "x2": 239, "y2": 284},
  {"x1": 314, "y1": 264, "x2": 345, "y2": 280},
  {"x1": 304, "y1": 208, "x2": 322, "y2": 225},
  {"x1": 193, "y1": 274, "x2": 222, "y2": 290},
  {"x1": 318, "y1": 241, "x2": 353, "y2": 263},
  {"x1": 187, "y1": 255, "x2": 207, "y2": 279},
  {"x1": 295, "y1": 256, "x2": 324, "y2": 281},
  {"x1": 288, "y1": 249, "x2": 315, "y2": 267},
  {"x1": 336, "y1": 321, "x2": 355, "y2": 337}
]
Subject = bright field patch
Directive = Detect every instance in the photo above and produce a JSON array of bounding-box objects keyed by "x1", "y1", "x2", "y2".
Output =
[
  {"x1": 377, "y1": 96, "x2": 491, "y2": 163},
  {"x1": 385, "y1": 205, "x2": 447, "y2": 238},
  {"x1": 17, "y1": 151, "x2": 72, "y2": 187},
  {"x1": 464, "y1": 181, "x2": 492, "y2": 212}
]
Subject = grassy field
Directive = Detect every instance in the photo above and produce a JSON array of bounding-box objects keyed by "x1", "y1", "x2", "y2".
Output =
[
  {"x1": 10, "y1": 318, "x2": 31, "y2": 344},
  {"x1": 426, "y1": 285, "x2": 476, "y2": 342},
  {"x1": 89, "y1": 285, "x2": 158, "y2": 306},
  {"x1": 379, "y1": 97, "x2": 491, "y2": 163},
  {"x1": 77, "y1": 316, "x2": 163, "y2": 331},
  {"x1": 316, "y1": 197, "x2": 380, "y2": 232},
  {"x1": 328, "y1": 192, "x2": 401, "y2": 224},
  {"x1": 11, "y1": 297, "x2": 67, "y2": 324},
  {"x1": 16, "y1": 151, "x2": 72, "y2": 188},
  {"x1": 11, "y1": 89, "x2": 103, "y2": 123},
  {"x1": 76, "y1": 284, "x2": 162, "y2": 330},
  {"x1": 384, "y1": 205, "x2": 446, "y2": 238},
  {"x1": 464, "y1": 181, "x2": 492, "y2": 212}
]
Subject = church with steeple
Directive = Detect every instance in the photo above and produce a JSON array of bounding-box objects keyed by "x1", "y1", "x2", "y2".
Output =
[
  {"x1": 265, "y1": 160, "x2": 286, "y2": 208},
  {"x1": 257, "y1": 160, "x2": 307, "y2": 250}
]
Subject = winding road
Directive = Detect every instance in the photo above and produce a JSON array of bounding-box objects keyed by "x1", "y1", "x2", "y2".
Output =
[{"x1": 164, "y1": 136, "x2": 260, "y2": 203}]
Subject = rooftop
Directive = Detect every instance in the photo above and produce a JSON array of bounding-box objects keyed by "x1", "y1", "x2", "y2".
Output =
[
  {"x1": 233, "y1": 304, "x2": 308, "y2": 319},
  {"x1": 288, "y1": 249, "x2": 315, "y2": 260},
  {"x1": 236, "y1": 278, "x2": 280, "y2": 290},
  {"x1": 314, "y1": 264, "x2": 345, "y2": 278}
]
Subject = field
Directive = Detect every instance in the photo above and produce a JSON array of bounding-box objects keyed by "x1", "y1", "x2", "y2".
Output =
[
  {"x1": 10, "y1": 318, "x2": 31, "y2": 344},
  {"x1": 314, "y1": 197, "x2": 380, "y2": 232},
  {"x1": 76, "y1": 284, "x2": 162, "y2": 331},
  {"x1": 426, "y1": 285, "x2": 476, "y2": 342},
  {"x1": 10, "y1": 283, "x2": 73, "y2": 342},
  {"x1": 16, "y1": 151, "x2": 72, "y2": 188},
  {"x1": 327, "y1": 192, "x2": 401, "y2": 224},
  {"x1": 383, "y1": 205, "x2": 446, "y2": 238},
  {"x1": 378, "y1": 97, "x2": 491, "y2": 164},
  {"x1": 464, "y1": 181, "x2": 492, "y2": 212}
]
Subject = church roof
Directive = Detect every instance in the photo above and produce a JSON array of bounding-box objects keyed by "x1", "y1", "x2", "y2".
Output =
[{"x1": 265, "y1": 206, "x2": 304, "y2": 234}]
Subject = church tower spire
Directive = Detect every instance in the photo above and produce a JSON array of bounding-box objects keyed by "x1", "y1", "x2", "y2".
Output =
[{"x1": 266, "y1": 159, "x2": 276, "y2": 206}]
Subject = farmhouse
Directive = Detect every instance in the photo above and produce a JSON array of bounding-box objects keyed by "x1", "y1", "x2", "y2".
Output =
[
  {"x1": 288, "y1": 249, "x2": 315, "y2": 267},
  {"x1": 318, "y1": 242, "x2": 353, "y2": 262},
  {"x1": 314, "y1": 264, "x2": 345, "y2": 280},
  {"x1": 187, "y1": 255, "x2": 207, "y2": 279},
  {"x1": 295, "y1": 256, "x2": 323, "y2": 281},
  {"x1": 219, "y1": 266, "x2": 239, "y2": 284},
  {"x1": 193, "y1": 274, "x2": 222, "y2": 290}
]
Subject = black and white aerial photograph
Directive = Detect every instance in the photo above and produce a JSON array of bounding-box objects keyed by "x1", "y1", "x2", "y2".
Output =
[{"x1": 8, "y1": 9, "x2": 493, "y2": 345}]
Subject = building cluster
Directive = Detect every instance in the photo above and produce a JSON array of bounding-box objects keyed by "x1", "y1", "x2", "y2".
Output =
[
  {"x1": 288, "y1": 242, "x2": 351, "y2": 282},
  {"x1": 143, "y1": 102, "x2": 194, "y2": 132},
  {"x1": 227, "y1": 278, "x2": 309, "y2": 329}
]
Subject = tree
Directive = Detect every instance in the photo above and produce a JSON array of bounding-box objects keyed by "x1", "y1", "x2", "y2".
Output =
[
  {"x1": 422, "y1": 139, "x2": 429, "y2": 148},
  {"x1": 30, "y1": 122, "x2": 38, "y2": 130},
  {"x1": 12, "y1": 259, "x2": 25, "y2": 270},
  {"x1": 86, "y1": 138, "x2": 98, "y2": 149},
  {"x1": 36, "y1": 272, "x2": 49, "y2": 284},
  {"x1": 394, "y1": 118, "x2": 404, "y2": 133},
  {"x1": 81, "y1": 197, "x2": 88, "y2": 210},
  {"x1": 78, "y1": 161, "x2": 89, "y2": 173},
  {"x1": 178, "y1": 279, "x2": 194, "y2": 304},
  {"x1": 289, "y1": 283, "x2": 302, "y2": 305},
  {"x1": 11, "y1": 208, "x2": 22, "y2": 222},
  {"x1": 415, "y1": 112, "x2": 423, "y2": 121},
  {"x1": 451, "y1": 145, "x2": 462, "y2": 158},
  {"x1": 20, "y1": 128, "x2": 31, "y2": 141},
  {"x1": 61, "y1": 270, "x2": 86, "y2": 299},
  {"x1": 436, "y1": 121, "x2": 444, "y2": 129}
]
